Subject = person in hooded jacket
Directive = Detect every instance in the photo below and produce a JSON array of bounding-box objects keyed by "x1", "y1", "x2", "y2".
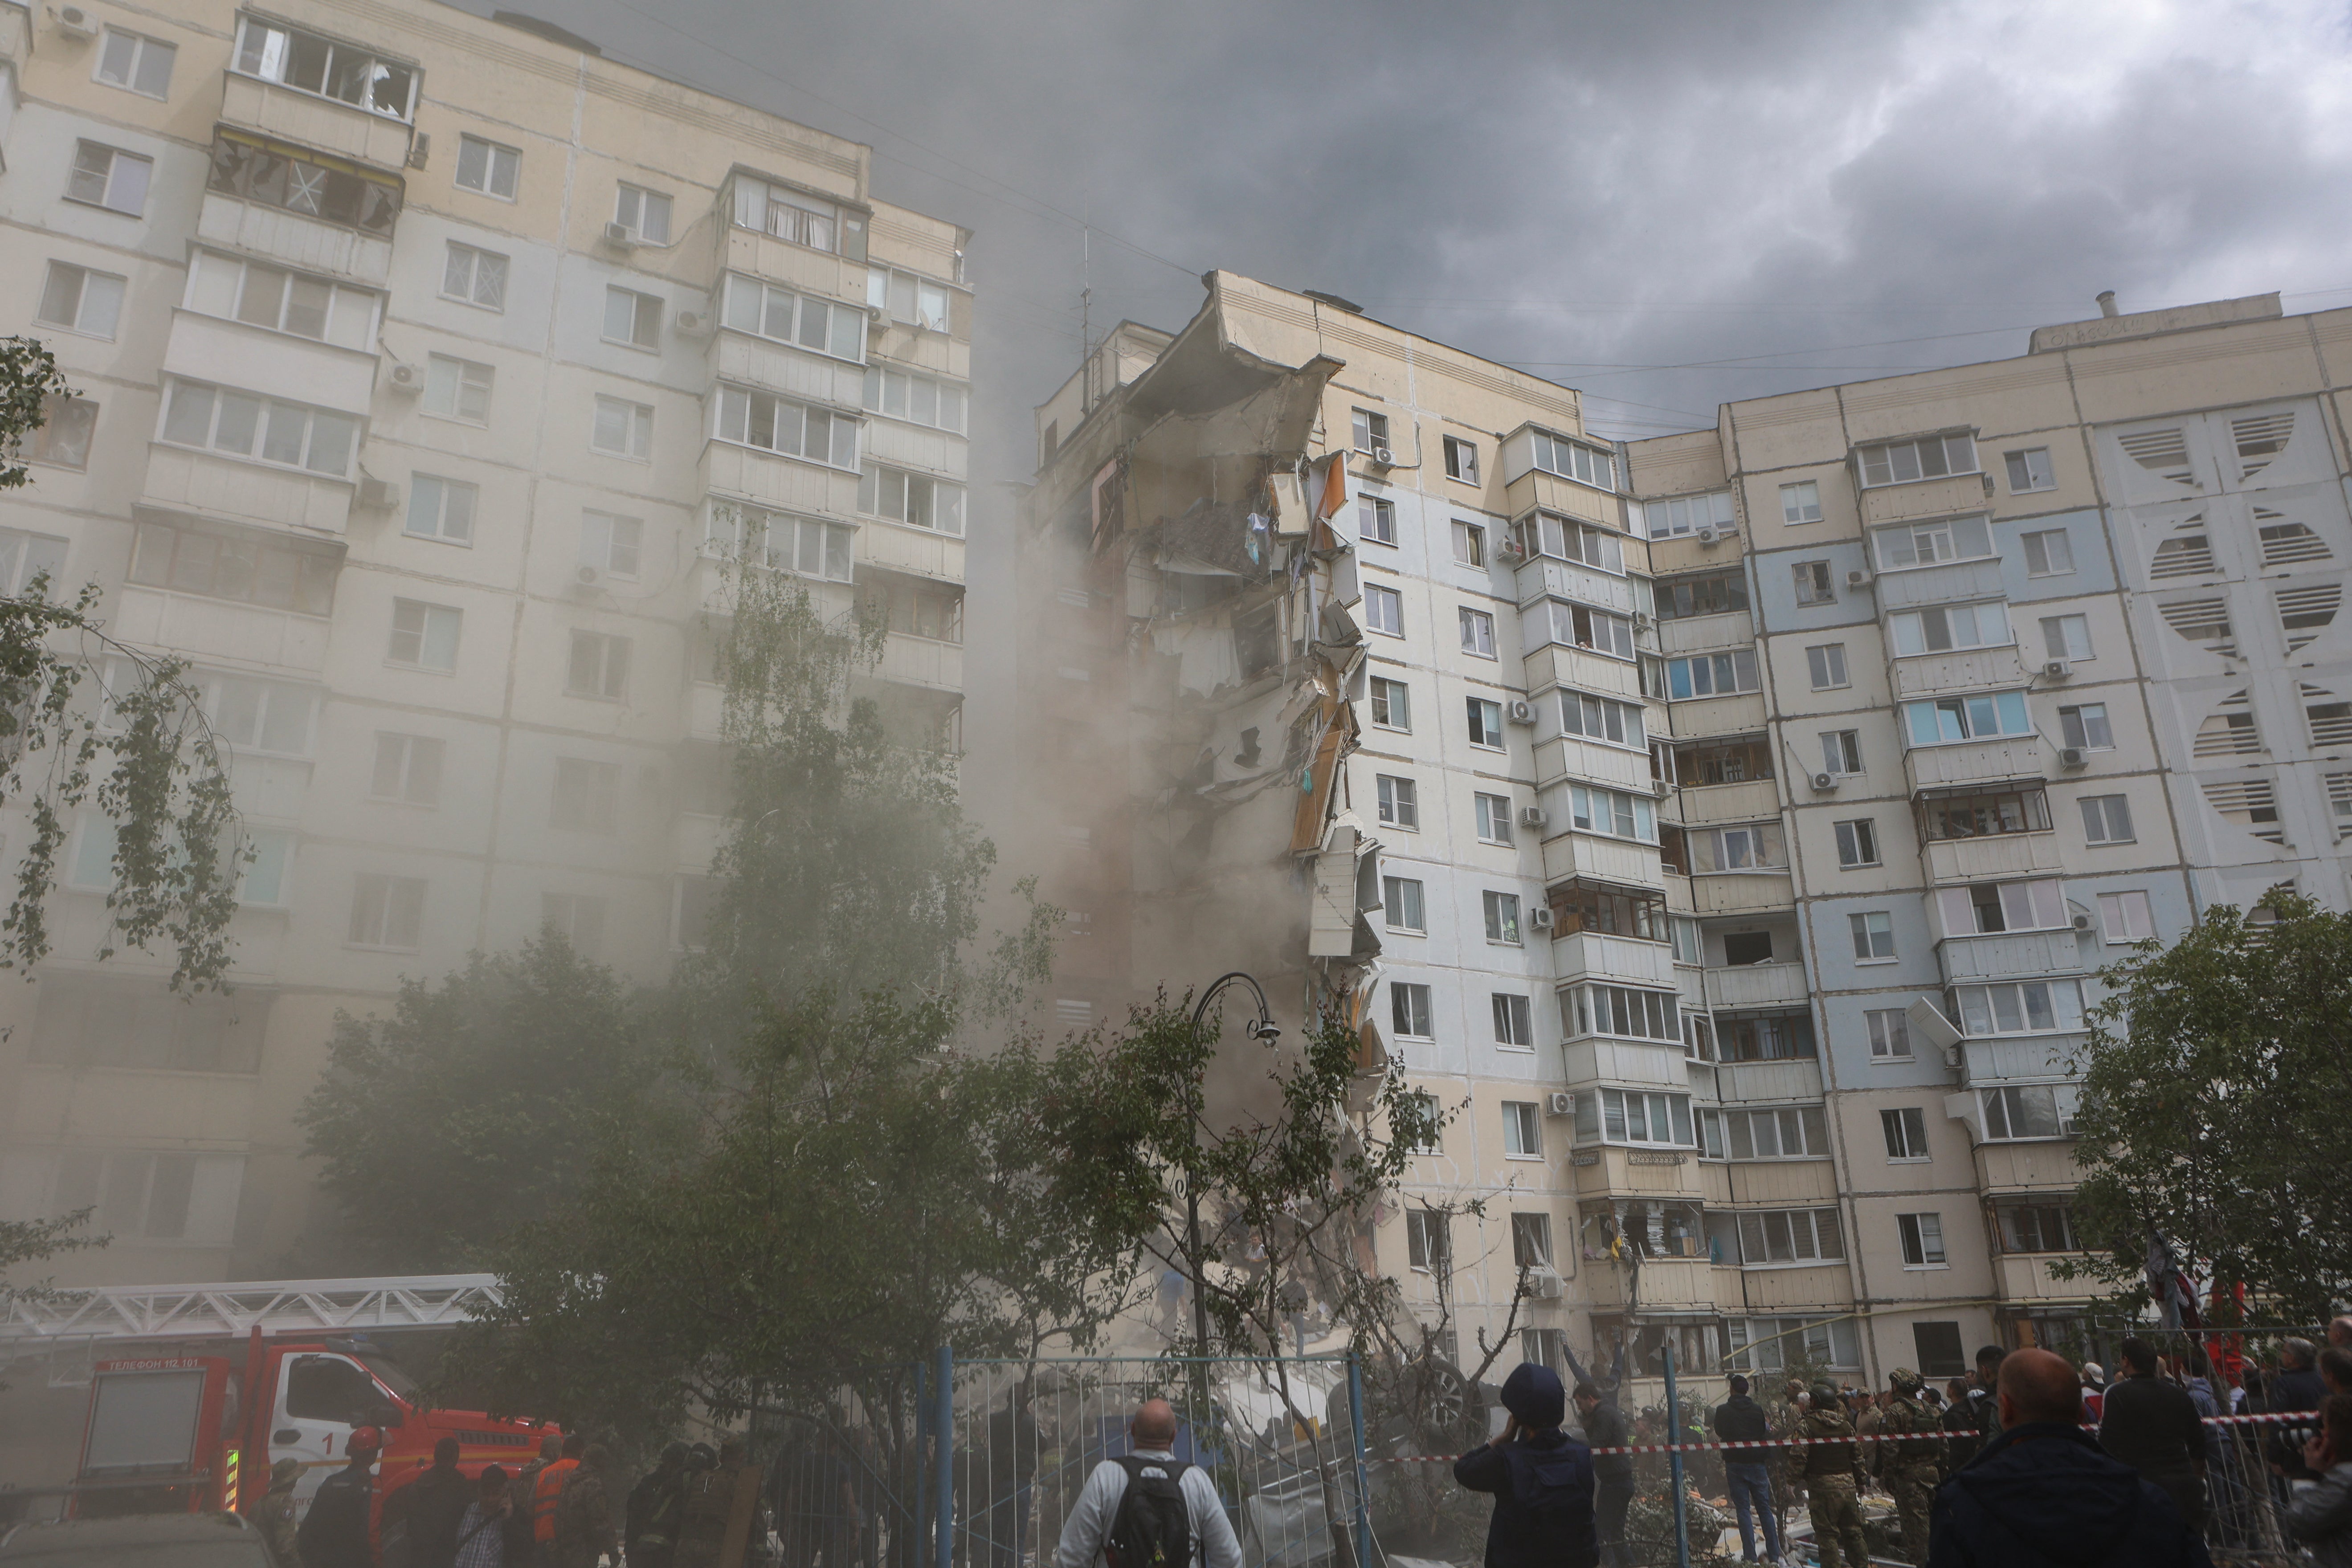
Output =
[
  {"x1": 2286, "y1": 1393, "x2": 2352, "y2": 1568},
  {"x1": 1927, "y1": 1347, "x2": 2213, "y2": 1568},
  {"x1": 1453, "y1": 1364, "x2": 1597, "y2": 1568}
]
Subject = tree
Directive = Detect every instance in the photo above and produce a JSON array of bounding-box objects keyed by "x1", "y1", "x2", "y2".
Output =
[
  {"x1": 296, "y1": 936, "x2": 663, "y2": 1273},
  {"x1": 0, "y1": 1208, "x2": 105, "y2": 1389},
  {"x1": 0, "y1": 336, "x2": 245, "y2": 991},
  {"x1": 2065, "y1": 889, "x2": 2352, "y2": 1322}
]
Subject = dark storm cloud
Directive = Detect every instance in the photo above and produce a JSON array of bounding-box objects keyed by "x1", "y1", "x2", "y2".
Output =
[{"x1": 476, "y1": 0, "x2": 2352, "y2": 458}]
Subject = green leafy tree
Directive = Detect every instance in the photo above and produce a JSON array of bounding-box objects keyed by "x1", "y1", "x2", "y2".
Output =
[
  {"x1": 0, "y1": 1208, "x2": 105, "y2": 1389},
  {"x1": 2065, "y1": 889, "x2": 2352, "y2": 1321},
  {"x1": 296, "y1": 936, "x2": 662, "y2": 1273},
  {"x1": 0, "y1": 335, "x2": 245, "y2": 991}
]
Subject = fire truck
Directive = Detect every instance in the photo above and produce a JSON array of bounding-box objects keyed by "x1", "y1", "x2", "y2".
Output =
[{"x1": 4, "y1": 1275, "x2": 557, "y2": 1527}]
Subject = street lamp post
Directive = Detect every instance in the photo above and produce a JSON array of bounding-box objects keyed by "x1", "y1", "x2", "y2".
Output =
[{"x1": 1184, "y1": 972, "x2": 1281, "y2": 1363}]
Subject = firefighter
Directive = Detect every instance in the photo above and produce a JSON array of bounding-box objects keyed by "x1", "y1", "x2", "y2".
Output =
[
  {"x1": 1786, "y1": 1384, "x2": 1868, "y2": 1568},
  {"x1": 258, "y1": 1457, "x2": 304, "y2": 1564},
  {"x1": 507, "y1": 1435, "x2": 563, "y2": 1567},
  {"x1": 533, "y1": 1435, "x2": 585, "y2": 1568},
  {"x1": 626, "y1": 1443, "x2": 691, "y2": 1568},
  {"x1": 1877, "y1": 1368, "x2": 1946, "y2": 1567},
  {"x1": 553, "y1": 1444, "x2": 619, "y2": 1568},
  {"x1": 300, "y1": 1425, "x2": 382, "y2": 1568}
]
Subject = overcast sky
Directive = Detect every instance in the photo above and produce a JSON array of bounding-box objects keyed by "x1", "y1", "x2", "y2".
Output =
[{"x1": 474, "y1": 0, "x2": 2352, "y2": 467}]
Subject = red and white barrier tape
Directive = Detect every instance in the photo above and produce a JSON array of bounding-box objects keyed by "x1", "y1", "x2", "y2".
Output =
[{"x1": 1372, "y1": 1409, "x2": 2321, "y2": 1465}]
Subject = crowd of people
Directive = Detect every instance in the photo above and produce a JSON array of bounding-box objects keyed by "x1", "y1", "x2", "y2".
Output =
[
  {"x1": 274, "y1": 1429, "x2": 765, "y2": 1568},
  {"x1": 1452, "y1": 1323, "x2": 2352, "y2": 1568}
]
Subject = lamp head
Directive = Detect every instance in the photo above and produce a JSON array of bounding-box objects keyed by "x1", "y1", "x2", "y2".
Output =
[{"x1": 1250, "y1": 1019, "x2": 1282, "y2": 1043}]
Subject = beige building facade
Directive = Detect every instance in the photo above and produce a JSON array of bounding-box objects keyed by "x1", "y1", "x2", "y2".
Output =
[
  {"x1": 1019, "y1": 276, "x2": 2352, "y2": 1396},
  {"x1": 0, "y1": 0, "x2": 972, "y2": 1284}
]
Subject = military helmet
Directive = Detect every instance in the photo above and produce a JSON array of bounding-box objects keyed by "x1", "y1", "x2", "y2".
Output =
[
  {"x1": 1890, "y1": 1366, "x2": 1923, "y2": 1393},
  {"x1": 1811, "y1": 1380, "x2": 1841, "y2": 1408}
]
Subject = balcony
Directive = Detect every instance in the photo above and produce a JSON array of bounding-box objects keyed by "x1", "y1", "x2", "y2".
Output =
[
  {"x1": 1567, "y1": 1146, "x2": 1704, "y2": 1198},
  {"x1": 114, "y1": 587, "x2": 332, "y2": 674},
  {"x1": 722, "y1": 225, "x2": 868, "y2": 306},
  {"x1": 1580, "y1": 1254, "x2": 1714, "y2": 1311},
  {"x1": 1730, "y1": 1263, "x2": 1852, "y2": 1311},
  {"x1": 1664, "y1": 692, "x2": 1767, "y2": 737},
  {"x1": 1891, "y1": 645, "x2": 2025, "y2": 698},
  {"x1": 863, "y1": 417, "x2": 968, "y2": 484},
  {"x1": 701, "y1": 442, "x2": 862, "y2": 520},
  {"x1": 1672, "y1": 779, "x2": 1779, "y2": 826},
  {"x1": 1995, "y1": 1254, "x2": 2095, "y2": 1304},
  {"x1": 1713, "y1": 1058, "x2": 1824, "y2": 1105},
  {"x1": 1923, "y1": 831, "x2": 2066, "y2": 883},
  {"x1": 1936, "y1": 929, "x2": 2085, "y2": 982},
  {"x1": 860, "y1": 519, "x2": 964, "y2": 584},
  {"x1": 1513, "y1": 561, "x2": 1638, "y2": 618},
  {"x1": 1538, "y1": 831, "x2": 1662, "y2": 889},
  {"x1": 1551, "y1": 931, "x2": 1674, "y2": 988},
  {"x1": 674, "y1": 812, "x2": 724, "y2": 874},
  {"x1": 879, "y1": 631, "x2": 962, "y2": 691},
  {"x1": 1874, "y1": 555, "x2": 2005, "y2": 610},
  {"x1": 686, "y1": 551, "x2": 858, "y2": 622},
  {"x1": 195, "y1": 194, "x2": 392, "y2": 287},
  {"x1": 1904, "y1": 736, "x2": 2046, "y2": 794},
  {"x1": 710, "y1": 331, "x2": 866, "y2": 412},
  {"x1": 1975, "y1": 1140, "x2": 2082, "y2": 1193},
  {"x1": 161, "y1": 311, "x2": 376, "y2": 417},
  {"x1": 220, "y1": 73, "x2": 414, "y2": 168},
  {"x1": 1658, "y1": 611, "x2": 1754, "y2": 657},
  {"x1": 1690, "y1": 872, "x2": 1794, "y2": 916},
  {"x1": 1703, "y1": 962, "x2": 1809, "y2": 1011},
  {"x1": 142, "y1": 447, "x2": 351, "y2": 537},
  {"x1": 1518, "y1": 645, "x2": 1644, "y2": 702},
  {"x1": 1859, "y1": 472, "x2": 1993, "y2": 526},
  {"x1": 1960, "y1": 1035, "x2": 2083, "y2": 1085},
  {"x1": 1500, "y1": 469, "x2": 1623, "y2": 526},
  {"x1": 687, "y1": 681, "x2": 726, "y2": 743},
  {"x1": 1645, "y1": 533, "x2": 1740, "y2": 578},
  {"x1": 1532, "y1": 738, "x2": 1653, "y2": 794}
]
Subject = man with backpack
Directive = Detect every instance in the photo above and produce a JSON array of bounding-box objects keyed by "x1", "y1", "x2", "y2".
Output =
[
  {"x1": 1052, "y1": 1400, "x2": 1241, "y2": 1568},
  {"x1": 1454, "y1": 1363, "x2": 1597, "y2": 1568}
]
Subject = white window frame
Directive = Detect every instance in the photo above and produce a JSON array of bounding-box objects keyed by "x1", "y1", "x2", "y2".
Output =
[
  {"x1": 2058, "y1": 702, "x2": 2115, "y2": 751},
  {"x1": 1872, "y1": 514, "x2": 1995, "y2": 571},
  {"x1": 1733, "y1": 1208, "x2": 1846, "y2": 1267},
  {"x1": 592, "y1": 396, "x2": 654, "y2": 461},
  {"x1": 1896, "y1": 1212, "x2": 1948, "y2": 1268},
  {"x1": 549, "y1": 756, "x2": 621, "y2": 834},
  {"x1": 1805, "y1": 644, "x2": 1850, "y2": 691},
  {"x1": 1954, "y1": 980, "x2": 2085, "y2": 1037},
  {"x1": 1363, "y1": 584, "x2": 1403, "y2": 637},
  {"x1": 1902, "y1": 690, "x2": 2034, "y2": 747},
  {"x1": 1666, "y1": 648, "x2": 1761, "y2": 700},
  {"x1": 1352, "y1": 408, "x2": 1390, "y2": 454},
  {"x1": 158, "y1": 380, "x2": 357, "y2": 478},
  {"x1": 1491, "y1": 992, "x2": 1533, "y2": 1049},
  {"x1": 1482, "y1": 890, "x2": 1522, "y2": 946},
  {"x1": 1466, "y1": 696, "x2": 1504, "y2": 750},
  {"x1": 1850, "y1": 910, "x2": 1896, "y2": 962},
  {"x1": 1559, "y1": 690, "x2": 1646, "y2": 750},
  {"x1": 453, "y1": 134, "x2": 520, "y2": 200},
  {"x1": 1529, "y1": 429, "x2": 1617, "y2": 492},
  {"x1": 96, "y1": 28, "x2": 177, "y2": 97},
  {"x1": 440, "y1": 242, "x2": 508, "y2": 310},
  {"x1": 580, "y1": 511, "x2": 643, "y2": 579},
  {"x1": 2004, "y1": 447, "x2": 2056, "y2": 493},
  {"x1": 2041, "y1": 613, "x2": 2095, "y2": 663},
  {"x1": 1780, "y1": 480, "x2": 1822, "y2": 524},
  {"x1": 386, "y1": 598, "x2": 461, "y2": 673},
  {"x1": 725, "y1": 273, "x2": 867, "y2": 363},
  {"x1": 1473, "y1": 792, "x2": 1513, "y2": 846},
  {"x1": 423, "y1": 355, "x2": 493, "y2": 425},
  {"x1": 715, "y1": 385, "x2": 859, "y2": 469},
  {"x1": 1458, "y1": 606, "x2": 1498, "y2": 658},
  {"x1": 1358, "y1": 495, "x2": 1397, "y2": 546},
  {"x1": 1889, "y1": 601, "x2": 2011, "y2": 657},
  {"x1": 2023, "y1": 528, "x2": 2075, "y2": 577},
  {"x1": 1442, "y1": 435, "x2": 1480, "y2": 485},
  {"x1": 1642, "y1": 490, "x2": 1736, "y2": 539},
  {"x1": 1980, "y1": 1083, "x2": 2066, "y2": 1140},
  {"x1": 613, "y1": 183, "x2": 672, "y2": 245},
  {"x1": 66, "y1": 139, "x2": 153, "y2": 216},
  {"x1": 188, "y1": 250, "x2": 377, "y2": 347},
  {"x1": 864, "y1": 365, "x2": 969, "y2": 432},
  {"x1": 859, "y1": 464, "x2": 965, "y2": 535},
  {"x1": 2080, "y1": 793, "x2": 2134, "y2": 844},
  {"x1": 1821, "y1": 730, "x2": 1863, "y2": 775},
  {"x1": 1866, "y1": 1009, "x2": 1913, "y2": 1060},
  {"x1": 1452, "y1": 519, "x2": 1486, "y2": 567},
  {"x1": 1375, "y1": 774, "x2": 1419, "y2": 831},
  {"x1": 37, "y1": 261, "x2": 127, "y2": 339},
  {"x1": 1881, "y1": 1107, "x2": 1931, "y2": 1160},
  {"x1": 404, "y1": 474, "x2": 477, "y2": 545},
  {"x1": 2097, "y1": 890, "x2": 2155, "y2": 943},
  {"x1": 1793, "y1": 560, "x2": 1835, "y2": 605},
  {"x1": 1390, "y1": 980, "x2": 1433, "y2": 1037},
  {"x1": 1383, "y1": 876, "x2": 1426, "y2": 934},
  {"x1": 1857, "y1": 432, "x2": 1978, "y2": 488},
  {"x1": 1369, "y1": 676, "x2": 1411, "y2": 731},
  {"x1": 233, "y1": 17, "x2": 417, "y2": 120},
  {"x1": 1833, "y1": 819, "x2": 1879, "y2": 868},
  {"x1": 566, "y1": 629, "x2": 631, "y2": 700},
  {"x1": 603, "y1": 285, "x2": 663, "y2": 350},
  {"x1": 1502, "y1": 1101, "x2": 1542, "y2": 1158},
  {"x1": 368, "y1": 731, "x2": 443, "y2": 806},
  {"x1": 348, "y1": 872, "x2": 425, "y2": 951}
]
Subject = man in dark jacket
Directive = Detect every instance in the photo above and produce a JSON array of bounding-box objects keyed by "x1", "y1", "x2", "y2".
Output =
[
  {"x1": 626, "y1": 1443, "x2": 690, "y2": 1568},
  {"x1": 1711, "y1": 1376, "x2": 1777, "y2": 1563},
  {"x1": 300, "y1": 1425, "x2": 382, "y2": 1568},
  {"x1": 388, "y1": 1437, "x2": 477, "y2": 1568},
  {"x1": 1572, "y1": 1383, "x2": 1632, "y2": 1568},
  {"x1": 2099, "y1": 1337, "x2": 2208, "y2": 1533},
  {"x1": 2271, "y1": 1339, "x2": 2329, "y2": 1481},
  {"x1": 1929, "y1": 1347, "x2": 2213, "y2": 1568},
  {"x1": 1454, "y1": 1363, "x2": 1597, "y2": 1568}
]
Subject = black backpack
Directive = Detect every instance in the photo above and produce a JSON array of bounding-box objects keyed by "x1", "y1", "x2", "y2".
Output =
[{"x1": 1104, "y1": 1455, "x2": 1192, "y2": 1568}]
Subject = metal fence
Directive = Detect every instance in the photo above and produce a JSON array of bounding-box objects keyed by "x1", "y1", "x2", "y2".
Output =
[{"x1": 755, "y1": 1352, "x2": 1370, "y2": 1568}]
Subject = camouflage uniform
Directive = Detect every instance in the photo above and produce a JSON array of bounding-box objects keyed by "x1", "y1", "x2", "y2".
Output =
[
  {"x1": 258, "y1": 1458, "x2": 304, "y2": 1564},
  {"x1": 1787, "y1": 1388, "x2": 1869, "y2": 1568},
  {"x1": 1876, "y1": 1371, "x2": 1945, "y2": 1568}
]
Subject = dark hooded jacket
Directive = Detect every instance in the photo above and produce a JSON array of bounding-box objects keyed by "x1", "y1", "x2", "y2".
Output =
[
  {"x1": 1452, "y1": 1365, "x2": 1597, "y2": 1568},
  {"x1": 1927, "y1": 1422, "x2": 2214, "y2": 1568}
]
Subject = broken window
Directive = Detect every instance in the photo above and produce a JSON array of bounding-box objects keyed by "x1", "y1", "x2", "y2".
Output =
[
  {"x1": 1443, "y1": 436, "x2": 1479, "y2": 484},
  {"x1": 1351, "y1": 408, "x2": 1390, "y2": 455}
]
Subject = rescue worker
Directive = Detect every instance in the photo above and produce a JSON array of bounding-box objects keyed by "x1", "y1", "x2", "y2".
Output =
[
  {"x1": 1876, "y1": 1368, "x2": 1946, "y2": 1567},
  {"x1": 672, "y1": 1440, "x2": 755, "y2": 1568},
  {"x1": 533, "y1": 1435, "x2": 585, "y2": 1568},
  {"x1": 259, "y1": 1457, "x2": 304, "y2": 1564},
  {"x1": 300, "y1": 1425, "x2": 382, "y2": 1568},
  {"x1": 1787, "y1": 1382, "x2": 1868, "y2": 1568},
  {"x1": 553, "y1": 1443, "x2": 619, "y2": 1568},
  {"x1": 626, "y1": 1442, "x2": 691, "y2": 1568},
  {"x1": 508, "y1": 1435, "x2": 563, "y2": 1568},
  {"x1": 390, "y1": 1437, "x2": 476, "y2": 1568}
]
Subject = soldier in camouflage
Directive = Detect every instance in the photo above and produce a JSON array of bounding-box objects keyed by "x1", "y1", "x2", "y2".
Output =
[
  {"x1": 1787, "y1": 1380, "x2": 1869, "y2": 1568},
  {"x1": 1875, "y1": 1368, "x2": 1945, "y2": 1566}
]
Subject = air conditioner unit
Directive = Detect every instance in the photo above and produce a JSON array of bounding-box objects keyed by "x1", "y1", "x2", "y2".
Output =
[
  {"x1": 1650, "y1": 777, "x2": 1672, "y2": 798},
  {"x1": 1633, "y1": 610, "x2": 1654, "y2": 630},
  {"x1": 1506, "y1": 699, "x2": 1537, "y2": 725},
  {"x1": 1846, "y1": 568, "x2": 1871, "y2": 590},
  {"x1": 602, "y1": 221, "x2": 639, "y2": 249},
  {"x1": 575, "y1": 564, "x2": 602, "y2": 588},
  {"x1": 2059, "y1": 746, "x2": 2088, "y2": 769},
  {"x1": 1695, "y1": 526, "x2": 1719, "y2": 546},
  {"x1": 1812, "y1": 771, "x2": 1840, "y2": 791},
  {"x1": 1499, "y1": 538, "x2": 1528, "y2": 560},
  {"x1": 355, "y1": 477, "x2": 399, "y2": 510},
  {"x1": 405, "y1": 133, "x2": 432, "y2": 170},
  {"x1": 387, "y1": 362, "x2": 424, "y2": 394},
  {"x1": 2071, "y1": 912, "x2": 2094, "y2": 932},
  {"x1": 1529, "y1": 1270, "x2": 1564, "y2": 1301},
  {"x1": 56, "y1": 6, "x2": 97, "y2": 39},
  {"x1": 865, "y1": 302, "x2": 889, "y2": 326},
  {"x1": 1529, "y1": 905, "x2": 1556, "y2": 931},
  {"x1": 2043, "y1": 658, "x2": 2072, "y2": 680},
  {"x1": 1370, "y1": 447, "x2": 1396, "y2": 468},
  {"x1": 1545, "y1": 1091, "x2": 1575, "y2": 1117},
  {"x1": 674, "y1": 310, "x2": 711, "y2": 337},
  {"x1": 1518, "y1": 804, "x2": 1548, "y2": 828}
]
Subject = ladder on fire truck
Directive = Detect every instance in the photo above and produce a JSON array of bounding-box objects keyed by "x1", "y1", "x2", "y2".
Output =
[{"x1": 0, "y1": 1275, "x2": 502, "y2": 1380}]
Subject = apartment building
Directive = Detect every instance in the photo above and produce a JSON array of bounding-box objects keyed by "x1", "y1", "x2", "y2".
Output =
[
  {"x1": 1019, "y1": 275, "x2": 2352, "y2": 1393},
  {"x1": 0, "y1": 0, "x2": 972, "y2": 1285}
]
